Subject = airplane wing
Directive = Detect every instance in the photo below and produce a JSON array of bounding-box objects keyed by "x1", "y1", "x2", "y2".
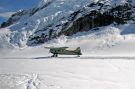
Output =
[
  {"x1": 44, "y1": 46, "x2": 69, "y2": 49},
  {"x1": 60, "y1": 47, "x2": 69, "y2": 49}
]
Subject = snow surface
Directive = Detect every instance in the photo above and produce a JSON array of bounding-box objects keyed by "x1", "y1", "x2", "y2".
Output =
[{"x1": 2, "y1": 59, "x2": 135, "y2": 89}]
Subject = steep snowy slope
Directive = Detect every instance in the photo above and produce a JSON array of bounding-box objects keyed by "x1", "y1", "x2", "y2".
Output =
[{"x1": 0, "y1": 0, "x2": 135, "y2": 49}]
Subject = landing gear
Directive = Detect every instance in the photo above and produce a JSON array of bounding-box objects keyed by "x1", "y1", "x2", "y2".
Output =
[{"x1": 51, "y1": 54, "x2": 58, "y2": 57}]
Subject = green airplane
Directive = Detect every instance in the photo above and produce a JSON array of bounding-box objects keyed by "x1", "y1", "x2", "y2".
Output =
[{"x1": 45, "y1": 46, "x2": 82, "y2": 57}]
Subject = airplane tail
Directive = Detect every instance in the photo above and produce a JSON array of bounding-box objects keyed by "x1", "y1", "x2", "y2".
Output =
[{"x1": 74, "y1": 47, "x2": 82, "y2": 55}]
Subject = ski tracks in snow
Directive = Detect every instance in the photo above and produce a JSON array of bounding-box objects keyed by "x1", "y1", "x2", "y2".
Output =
[{"x1": 0, "y1": 74, "x2": 62, "y2": 89}]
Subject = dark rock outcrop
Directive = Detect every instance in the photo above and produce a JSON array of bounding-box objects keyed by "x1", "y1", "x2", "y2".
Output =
[{"x1": 61, "y1": 3, "x2": 135, "y2": 36}]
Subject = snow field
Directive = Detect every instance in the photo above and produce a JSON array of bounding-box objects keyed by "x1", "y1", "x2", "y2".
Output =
[{"x1": 1, "y1": 59, "x2": 135, "y2": 89}]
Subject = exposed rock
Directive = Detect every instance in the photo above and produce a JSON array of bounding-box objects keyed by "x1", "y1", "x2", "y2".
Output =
[{"x1": 61, "y1": 3, "x2": 135, "y2": 36}]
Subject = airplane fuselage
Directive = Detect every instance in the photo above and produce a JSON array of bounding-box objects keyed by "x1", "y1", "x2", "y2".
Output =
[{"x1": 50, "y1": 48, "x2": 82, "y2": 56}]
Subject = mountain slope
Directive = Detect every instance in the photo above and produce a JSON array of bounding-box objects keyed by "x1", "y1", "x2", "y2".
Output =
[{"x1": 0, "y1": 0, "x2": 135, "y2": 49}]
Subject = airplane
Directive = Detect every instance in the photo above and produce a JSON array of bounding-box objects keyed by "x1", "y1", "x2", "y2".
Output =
[{"x1": 45, "y1": 46, "x2": 82, "y2": 57}]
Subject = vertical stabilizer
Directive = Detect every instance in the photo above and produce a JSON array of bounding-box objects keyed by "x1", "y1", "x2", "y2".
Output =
[{"x1": 75, "y1": 47, "x2": 82, "y2": 55}]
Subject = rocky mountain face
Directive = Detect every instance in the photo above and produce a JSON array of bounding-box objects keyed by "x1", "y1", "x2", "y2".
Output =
[
  {"x1": 0, "y1": 0, "x2": 135, "y2": 48},
  {"x1": 62, "y1": 2, "x2": 135, "y2": 36}
]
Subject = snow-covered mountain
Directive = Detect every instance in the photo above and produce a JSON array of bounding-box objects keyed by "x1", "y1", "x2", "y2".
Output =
[
  {"x1": 2, "y1": 1, "x2": 135, "y2": 89},
  {"x1": 0, "y1": 0, "x2": 135, "y2": 49}
]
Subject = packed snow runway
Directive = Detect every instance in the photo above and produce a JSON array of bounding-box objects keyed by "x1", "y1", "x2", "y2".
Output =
[
  {"x1": 2, "y1": 56, "x2": 135, "y2": 60},
  {"x1": 1, "y1": 58, "x2": 135, "y2": 89}
]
